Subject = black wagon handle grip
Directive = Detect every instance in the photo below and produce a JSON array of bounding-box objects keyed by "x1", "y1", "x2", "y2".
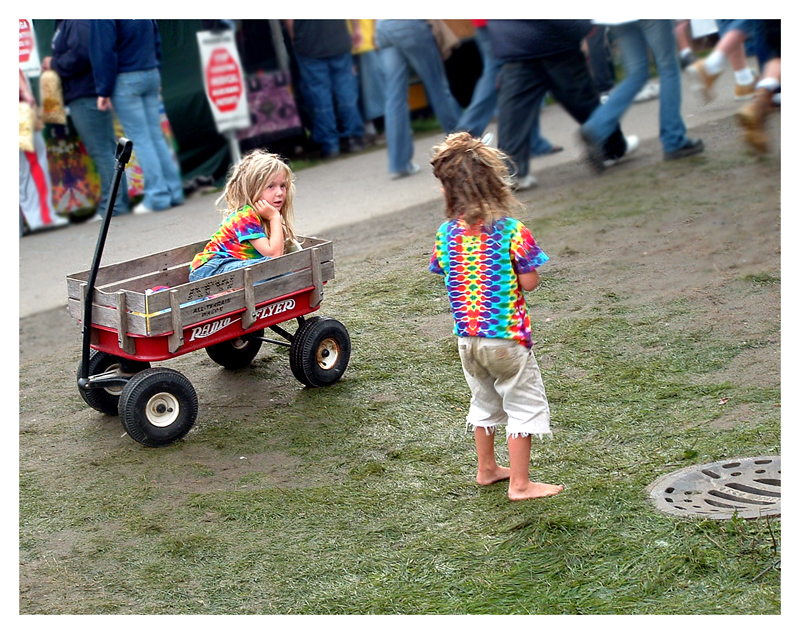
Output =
[{"x1": 78, "y1": 138, "x2": 134, "y2": 384}]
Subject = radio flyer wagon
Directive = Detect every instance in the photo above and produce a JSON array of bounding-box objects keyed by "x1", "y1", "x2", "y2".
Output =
[{"x1": 68, "y1": 139, "x2": 350, "y2": 447}]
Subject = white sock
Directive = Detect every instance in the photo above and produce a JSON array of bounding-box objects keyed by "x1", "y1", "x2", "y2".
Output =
[
  {"x1": 756, "y1": 77, "x2": 780, "y2": 93},
  {"x1": 680, "y1": 48, "x2": 693, "y2": 59},
  {"x1": 734, "y1": 68, "x2": 755, "y2": 85},
  {"x1": 704, "y1": 51, "x2": 726, "y2": 75}
]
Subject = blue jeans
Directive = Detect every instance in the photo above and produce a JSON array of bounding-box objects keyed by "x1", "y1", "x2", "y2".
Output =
[
  {"x1": 68, "y1": 96, "x2": 130, "y2": 217},
  {"x1": 582, "y1": 20, "x2": 689, "y2": 154},
  {"x1": 375, "y1": 20, "x2": 462, "y2": 173},
  {"x1": 355, "y1": 49, "x2": 386, "y2": 122},
  {"x1": 456, "y1": 27, "x2": 553, "y2": 156},
  {"x1": 295, "y1": 52, "x2": 364, "y2": 154},
  {"x1": 112, "y1": 68, "x2": 184, "y2": 210},
  {"x1": 188, "y1": 255, "x2": 271, "y2": 282}
]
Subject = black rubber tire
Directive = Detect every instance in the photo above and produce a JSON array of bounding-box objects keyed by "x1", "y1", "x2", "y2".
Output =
[
  {"x1": 118, "y1": 368, "x2": 198, "y2": 447},
  {"x1": 77, "y1": 349, "x2": 150, "y2": 415},
  {"x1": 289, "y1": 317, "x2": 350, "y2": 387},
  {"x1": 205, "y1": 329, "x2": 264, "y2": 369}
]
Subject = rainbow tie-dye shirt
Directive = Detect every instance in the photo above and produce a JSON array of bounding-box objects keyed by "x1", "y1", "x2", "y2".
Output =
[
  {"x1": 429, "y1": 217, "x2": 548, "y2": 348},
  {"x1": 191, "y1": 205, "x2": 268, "y2": 271}
]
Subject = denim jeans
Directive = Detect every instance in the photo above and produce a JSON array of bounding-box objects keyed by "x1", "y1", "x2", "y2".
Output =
[
  {"x1": 582, "y1": 20, "x2": 689, "y2": 154},
  {"x1": 112, "y1": 68, "x2": 184, "y2": 210},
  {"x1": 375, "y1": 20, "x2": 462, "y2": 173},
  {"x1": 457, "y1": 26, "x2": 553, "y2": 156},
  {"x1": 68, "y1": 96, "x2": 130, "y2": 217},
  {"x1": 497, "y1": 47, "x2": 626, "y2": 179},
  {"x1": 295, "y1": 51, "x2": 364, "y2": 154},
  {"x1": 355, "y1": 49, "x2": 386, "y2": 122},
  {"x1": 188, "y1": 255, "x2": 271, "y2": 282}
]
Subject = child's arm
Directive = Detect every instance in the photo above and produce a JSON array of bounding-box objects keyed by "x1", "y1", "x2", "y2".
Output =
[
  {"x1": 250, "y1": 201, "x2": 285, "y2": 258},
  {"x1": 518, "y1": 269, "x2": 539, "y2": 292}
]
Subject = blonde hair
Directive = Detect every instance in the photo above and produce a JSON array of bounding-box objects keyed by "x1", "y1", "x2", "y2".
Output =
[
  {"x1": 430, "y1": 131, "x2": 522, "y2": 226},
  {"x1": 215, "y1": 149, "x2": 299, "y2": 244}
]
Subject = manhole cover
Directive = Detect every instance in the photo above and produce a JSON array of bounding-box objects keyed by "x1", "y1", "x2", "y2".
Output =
[{"x1": 647, "y1": 456, "x2": 781, "y2": 519}]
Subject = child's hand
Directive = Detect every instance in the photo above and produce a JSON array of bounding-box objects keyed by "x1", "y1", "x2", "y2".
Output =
[{"x1": 254, "y1": 199, "x2": 280, "y2": 222}]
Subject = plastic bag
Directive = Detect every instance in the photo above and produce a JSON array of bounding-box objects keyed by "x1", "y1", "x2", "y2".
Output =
[
  {"x1": 40, "y1": 69, "x2": 67, "y2": 125},
  {"x1": 19, "y1": 102, "x2": 35, "y2": 152}
]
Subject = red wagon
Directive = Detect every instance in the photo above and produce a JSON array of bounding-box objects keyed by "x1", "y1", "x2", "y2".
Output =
[{"x1": 68, "y1": 140, "x2": 350, "y2": 447}]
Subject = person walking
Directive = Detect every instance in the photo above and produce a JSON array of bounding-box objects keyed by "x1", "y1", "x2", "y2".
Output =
[
  {"x1": 89, "y1": 19, "x2": 184, "y2": 214},
  {"x1": 43, "y1": 19, "x2": 130, "y2": 220},
  {"x1": 375, "y1": 19, "x2": 463, "y2": 178},
  {"x1": 580, "y1": 19, "x2": 704, "y2": 167}
]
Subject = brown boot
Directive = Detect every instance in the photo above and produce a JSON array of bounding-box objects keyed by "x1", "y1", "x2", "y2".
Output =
[{"x1": 735, "y1": 87, "x2": 775, "y2": 154}]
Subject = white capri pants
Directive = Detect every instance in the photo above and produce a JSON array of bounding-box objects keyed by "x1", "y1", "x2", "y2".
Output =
[{"x1": 458, "y1": 336, "x2": 551, "y2": 439}]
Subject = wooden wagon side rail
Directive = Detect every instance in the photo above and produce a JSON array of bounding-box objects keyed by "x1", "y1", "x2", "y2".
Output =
[{"x1": 66, "y1": 237, "x2": 335, "y2": 344}]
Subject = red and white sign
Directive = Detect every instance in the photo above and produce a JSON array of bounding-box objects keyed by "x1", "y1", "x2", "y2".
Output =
[
  {"x1": 19, "y1": 19, "x2": 41, "y2": 76},
  {"x1": 197, "y1": 30, "x2": 249, "y2": 133}
]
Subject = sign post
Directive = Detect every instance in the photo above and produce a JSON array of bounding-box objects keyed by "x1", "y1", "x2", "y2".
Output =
[{"x1": 196, "y1": 30, "x2": 250, "y2": 164}]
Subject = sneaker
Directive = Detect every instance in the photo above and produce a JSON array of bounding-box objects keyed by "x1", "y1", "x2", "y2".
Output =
[
  {"x1": 633, "y1": 81, "x2": 659, "y2": 103},
  {"x1": 686, "y1": 60, "x2": 720, "y2": 103},
  {"x1": 578, "y1": 128, "x2": 605, "y2": 173},
  {"x1": 603, "y1": 135, "x2": 639, "y2": 168},
  {"x1": 391, "y1": 163, "x2": 421, "y2": 179},
  {"x1": 663, "y1": 138, "x2": 705, "y2": 161},
  {"x1": 133, "y1": 201, "x2": 155, "y2": 214},
  {"x1": 734, "y1": 79, "x2": 757, "y2": 101},
  {"x1": 342, "y1": 136, "x2": 365, "y2": 153},
  {"x1": 735, "y1": 88, "x2": 776, "y2": 154},
  {"x1": 510, "y1": 173, "x2": 538, "y2": 190}
]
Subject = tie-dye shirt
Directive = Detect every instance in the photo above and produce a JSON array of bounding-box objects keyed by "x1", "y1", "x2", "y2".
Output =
[
  {"x1": 190, "y1": 205, "x2": 268, "y2": 271},
  {"x1": 429, "y1": 216, "x2": 548, "y2": 348}
]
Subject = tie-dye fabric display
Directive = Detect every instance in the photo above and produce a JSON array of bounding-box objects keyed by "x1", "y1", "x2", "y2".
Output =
[
  {"x1": 191, "y1": 205, "x2": 267, "y2": 270},
  {"x1": 429, "y1": 217, "x2": 548, "y2": 348}
]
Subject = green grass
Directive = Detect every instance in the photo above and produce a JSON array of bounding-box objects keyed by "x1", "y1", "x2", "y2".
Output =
[{"x1": 19, "y1": 146, "x2": 780, "y2": 615}]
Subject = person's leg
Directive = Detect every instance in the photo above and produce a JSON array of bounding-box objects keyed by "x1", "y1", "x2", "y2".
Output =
[
  {"x1": 580, "y1": 22, "x2": 649, "y2": 148},
  {"x1": 19, "y1": 135, "x2": 67, "y2": 231},
  {"x1": 497, "y1": 60, "x2": 547, "y2": 181},
  {"x1": 376, "y1": 32, "x2": 415, "y2": 174},
  {"x1": 458, "y1": 337, "x2": 510, "y2": 485},
  {"x1": 640, "y1": 19, "x2": 690, "y2": 153},
  {"x1": 480, "y1": 339, "x2": 562, "y2": 501},
  {"x1": 112, "y1": 70, "x2": 172, "y2": 210},
  {"x1": 295, "y1": 54, "x2": 340, "y2": 156},
  {"x1": 68, "y1": 96, "x2": 130, "y2": 216},
  {"x1": 506, "y1": 434, "x2": 563, "y2": 500},
  {"x1": 141, "y1": 70, "x2": 184, "y2": 206},
  {"x1": 356, "y1": 49, "x2": 386, "y2": 123},
  {"x1": 586, "y1": 25, "x2": 616, "y2": 94},
  {"x1": 398, "y1": 20, "x2": 462, "y2": 133},
  {"x1": 474, "y1": 427, "x2": 510, "y2": 485},
  {"x1": 329, "y1": 52, "x2": 365, "y2": 142},
  {"x1": 456, "y1": 26, "x2": 501, "y2": 136}
]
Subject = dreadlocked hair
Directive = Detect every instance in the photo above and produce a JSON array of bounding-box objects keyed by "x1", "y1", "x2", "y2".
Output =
[
  {"x1": 215, "y1": 149, "x2": 299, "y2": 244},
  {"x1": 430, "y1": 131, "x2": 522, "y2": 227}
]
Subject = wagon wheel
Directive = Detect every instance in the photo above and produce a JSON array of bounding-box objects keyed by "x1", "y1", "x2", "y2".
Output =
[
  {"x1": 118, "y1": 368, "x2": 198, "y2": 447},
  {"x1": 289, "y1": 317, "x2": 350, "y2": 387},
  {"x1": 77, "y1": 349, "x2": 150, "y2": 415},
  {"x1": 205, "y1": 329, "x2": 264, "y2": 369}
]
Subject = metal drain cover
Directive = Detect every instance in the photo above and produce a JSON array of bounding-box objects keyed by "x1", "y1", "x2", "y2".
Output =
[{"x1": 647, "y1": 456, "x2": 781, "y2": 519}]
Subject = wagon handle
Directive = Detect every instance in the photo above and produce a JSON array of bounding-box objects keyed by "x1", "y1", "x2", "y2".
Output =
[{"x1": 78, "y1": 138, "x2": 133, "y2": 387}]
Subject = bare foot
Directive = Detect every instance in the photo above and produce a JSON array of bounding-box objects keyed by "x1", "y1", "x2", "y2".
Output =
[
  {"x1": 508, "y1": 481, "x2": 564, "y2": 501},
  {"x1": 476, "y1": 465, "x2": 511, "y2": 486}
]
